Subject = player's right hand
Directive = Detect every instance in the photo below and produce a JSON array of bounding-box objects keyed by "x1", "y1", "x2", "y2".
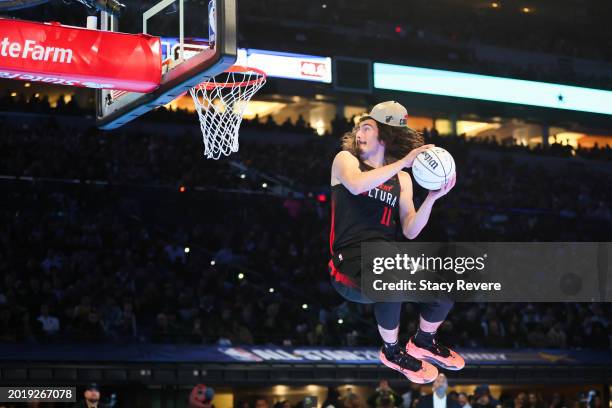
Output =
[{"x1": 402, "y1": 144, "x2": 435, "y2": 168}]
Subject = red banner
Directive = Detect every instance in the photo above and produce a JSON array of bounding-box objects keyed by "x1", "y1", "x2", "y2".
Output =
[{"x1": 0, "y1": 18, "x2": 161, "y2": 92}]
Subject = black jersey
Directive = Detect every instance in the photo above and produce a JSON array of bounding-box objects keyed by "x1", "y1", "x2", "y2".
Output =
[{"x1": 329, "y1": 160, "x2": 402, "y2": 256}]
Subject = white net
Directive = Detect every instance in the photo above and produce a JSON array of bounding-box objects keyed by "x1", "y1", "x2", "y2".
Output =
[{"x1": 189, "y1": 66, "x2": 266, "y2": 159}]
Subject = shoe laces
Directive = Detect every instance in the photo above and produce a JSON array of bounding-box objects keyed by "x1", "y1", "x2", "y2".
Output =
[
  {"x1": 425, "y1": 339, "x2": 451, "y2": 358},
  {"x1": 390, "y1": 349, "x2": 423, "y2": 371}
]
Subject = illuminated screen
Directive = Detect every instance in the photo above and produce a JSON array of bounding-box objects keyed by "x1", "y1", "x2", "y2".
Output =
[
  {"x1": 161, "y1": 38, "x2": 332, "y2": 83},
  {"x1": 374, "y1": 63, "x2": 612, "y2": 115}
]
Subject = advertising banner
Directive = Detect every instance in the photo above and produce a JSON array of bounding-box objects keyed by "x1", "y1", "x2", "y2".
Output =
[{"x1": 0, "y1": 18, "x2": 161, "y2": 91}]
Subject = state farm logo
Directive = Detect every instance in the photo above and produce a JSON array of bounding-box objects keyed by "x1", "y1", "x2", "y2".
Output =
[
  {"x1": 300, "y1": 61, "x2": 326, "y2": 78},
  {"x1": 1, "y1": 38, "x2": 73, "y2": 64}
]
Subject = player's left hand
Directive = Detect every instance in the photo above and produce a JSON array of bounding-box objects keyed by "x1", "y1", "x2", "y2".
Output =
[{"x1": 428, "y1": 172, "x2": 456, "y2": 200}]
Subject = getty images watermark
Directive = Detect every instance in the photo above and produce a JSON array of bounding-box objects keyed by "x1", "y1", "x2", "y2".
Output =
[{"x1": 359, "y1": 242, "x2": 611, "y2": 302}]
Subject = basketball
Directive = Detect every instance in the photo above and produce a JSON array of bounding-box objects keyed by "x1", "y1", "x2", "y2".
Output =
[{"x1": 411, "y1": 147, "x2": 456, "y2": 190}]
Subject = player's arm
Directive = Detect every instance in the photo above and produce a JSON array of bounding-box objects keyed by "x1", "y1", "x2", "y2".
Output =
[
  {"x1": 332, "y1": 145, "x2": 433, "y2": 195},
  {"x1": 398, "y1": 171, "x2": 456, "y2": 239}
]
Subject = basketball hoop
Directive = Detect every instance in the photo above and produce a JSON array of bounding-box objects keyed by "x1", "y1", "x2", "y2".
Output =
[{"x1": 189, "y1": 65, "x2": 266, "y2": 159}]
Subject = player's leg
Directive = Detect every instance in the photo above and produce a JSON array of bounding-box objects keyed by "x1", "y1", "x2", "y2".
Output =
[
  {"x1": 329, "y1": 252, "x2": 437, "y2": 382},
  {"x1": 406, "y1": 299, "x2": 465, "y2": 371},
  {"x1": 375, "y1": 302, "x2": 438, "y2": 383}
]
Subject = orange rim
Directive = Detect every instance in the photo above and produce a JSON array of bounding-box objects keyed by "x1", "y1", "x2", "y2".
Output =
[{"x1": 196, "y1": 65, "x2": 266, "y2": 91}]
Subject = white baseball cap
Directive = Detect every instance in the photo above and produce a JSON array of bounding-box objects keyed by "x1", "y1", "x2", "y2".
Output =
[{"x1": 367, "y1": 101, "x2": 409, "y2": 127}]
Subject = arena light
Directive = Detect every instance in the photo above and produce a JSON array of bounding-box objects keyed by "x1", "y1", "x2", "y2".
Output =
[{"x1": 374, "y1": 63, "x2": 612, "y2": 116}]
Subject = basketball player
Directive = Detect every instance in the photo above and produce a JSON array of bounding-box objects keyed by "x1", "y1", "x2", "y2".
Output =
[{"x1": 328, "y1": 101, "x2": 463, "y2": 383}]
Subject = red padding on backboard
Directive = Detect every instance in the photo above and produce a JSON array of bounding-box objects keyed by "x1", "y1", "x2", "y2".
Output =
[{"x1": 0, "y1": 18, "x2": 162, "y2": 92}]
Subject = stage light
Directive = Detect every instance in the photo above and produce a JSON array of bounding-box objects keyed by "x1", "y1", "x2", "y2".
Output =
[
  {"x1": 394, "y1": 26, "x2": 402, "y2": 33},
  {"x1": 522, "y1": 7, "x2": 531, "y2": 13},
  {"x1": 24, "y1": 83, "x2": 31, "y2": 87},
  {"x1": 491, "y1": 2, "x2": 499, "y2": 8},
  {"x1": 210, "y1": 260, "x2": 216, "y2": 266},
  {"x1": 338, "y1": 318, "x2": 344, "y2": 324},
  {"x1": 184, "y1": 247, "x2": 190, "y2": 253},
  {"x1": 262, "y1": 182, "x2": 268, "y2": 188},
  {"x1": 302, "y1": 303, "x2": 308, "y2": 309},
  {"x1": 317, "y1": 194, "x2": 327, "y2": 203},
  {"x1": 240, "y1": 174, "x2": 246, "y2": 179},
  {"x1": 179, "y1": 185, "x2": 186, "y2": 192},
  {"x1": 238, "y1": 273, "x2": 245, "y2": 280}
]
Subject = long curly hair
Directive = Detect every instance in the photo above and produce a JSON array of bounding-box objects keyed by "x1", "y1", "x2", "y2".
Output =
[{"x1": 341, "y1": 116, "x2": 424, "y2": 164}]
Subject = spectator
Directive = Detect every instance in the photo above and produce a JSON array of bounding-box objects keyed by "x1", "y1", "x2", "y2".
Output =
[
  {"x1": 36, "y1": 304, "x2": 60, "y2": 338},
  {"x1": 345, "y1": 393, "x2": 364, "y2": 408},
  {"x1": 368, "y1": 379, "x2": 403, "y2": 408},
  {"x1": 255, "y1": 397, "x2": 270, "y2": 408},
  {"x1": 323, "y1": 386, "x2": 342, "y2": 408},
  {"x1": 72, "y1": 383, "x2": 104, "y2": 408},
  {"x1": 458, "y1": 393, "x2": 471, "y2": 408},
  {"x1": 474, "y1": 385, "x2": 500, "y2": 408},
  {"x1": 416, "y1": 374, "x2": 459, "y2": 408},
  {"x1": 401, "y1": 384, "x2": 423, "y2": 408}
]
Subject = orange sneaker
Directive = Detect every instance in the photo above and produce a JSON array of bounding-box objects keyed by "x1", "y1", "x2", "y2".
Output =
[
  {"x1": 379, "y1": 347, "x2": 438, "y2": 384},
  {"x1": 406, "y1": 337, "x2": 465, "y2": 371}
]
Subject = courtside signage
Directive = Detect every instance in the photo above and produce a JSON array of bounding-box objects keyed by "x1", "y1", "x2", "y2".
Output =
[
  {"x1": 374, "y1": 63, "x2": 612, "y2": 115},
  {"x1": 241, "y1": 48, "x2": 332, "y2": 83},
  {"x1": 161, "y1": 38, "x2": 332, "y2": 83},
  {"x1": 0, "y1": 18, "x2": 162, "y2": 92}
]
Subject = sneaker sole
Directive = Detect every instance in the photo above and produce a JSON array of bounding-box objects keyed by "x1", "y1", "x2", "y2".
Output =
[
  {"x1": 379, "y1": 350, "x2": 438, "y2": 384},
  {"x1": 406, "y1": 340, "x2": 465, "y2": 371}
]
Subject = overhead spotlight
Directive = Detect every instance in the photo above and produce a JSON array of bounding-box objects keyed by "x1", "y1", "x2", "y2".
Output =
[
  {"x1": 238, "y1": 273, "x2": 245, "y2": 280},
  {"x1": 302, "y1": 303, "x2": 308, "y2": 310},
  {"x1": 269, "y1": 287, "x2": 275, "y2": 293},
  {"x1": 184, "y1": 247, "x2": 190, "y2": 253},
  {"x1": 338, "y1": 318, "x2": 344, "y2": 324},
  {"x1": 262, "y1": 182, "x2": 268, "y2": 188},
  {"x1": 210, "y1": 260, "x2": 216, "y2": 266},
  {"x1": 491, "y1": 2, "x2": 499, "y2": 8},
  {"x1": 240, "y1": 174, "x2": 246, "y2": 179},
  {"x1": 522, "y1": 7, "x2": 531, "y2": 13}
]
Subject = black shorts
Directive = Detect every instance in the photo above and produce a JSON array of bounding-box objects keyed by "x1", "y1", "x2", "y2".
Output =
[{"x1": 329, "y1": 244, "x2": 374, "y2": 303}]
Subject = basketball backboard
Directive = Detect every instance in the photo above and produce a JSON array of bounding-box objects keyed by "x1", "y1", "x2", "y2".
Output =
[{"x1": 95, "y1": 0, "x2": 236, "y2": 130}]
